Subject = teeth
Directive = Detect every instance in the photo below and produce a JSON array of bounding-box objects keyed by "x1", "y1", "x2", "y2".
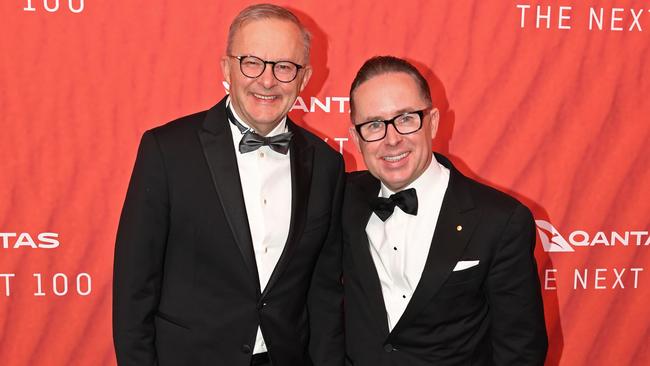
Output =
[
  {"x1": 383, "y1": 152, "x2": 409, "y2": 162},
  {"x1": 254, "y1": 93, "x2": 276, "y2": 100}
]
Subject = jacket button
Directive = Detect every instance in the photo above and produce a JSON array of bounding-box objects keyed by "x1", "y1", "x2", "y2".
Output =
[
  {"x1": 384, "y1": 344, "x2": 394, "y2": 352},
  {"x1": 241, "y1": 344, "x2": 251, "y2": 354}
]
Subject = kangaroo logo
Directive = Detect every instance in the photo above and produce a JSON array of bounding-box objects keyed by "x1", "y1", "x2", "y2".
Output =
[{"x1": 536, "y1": 220, "x2": 574, "y2": 252}]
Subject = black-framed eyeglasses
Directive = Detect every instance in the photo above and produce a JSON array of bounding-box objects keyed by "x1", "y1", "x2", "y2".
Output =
[
  {"x1": 354, "y1": 109, "x2": 430, "y2": 142},
  {"x1": 229, "y1": 55, "x2": 304, "y2": 83}
]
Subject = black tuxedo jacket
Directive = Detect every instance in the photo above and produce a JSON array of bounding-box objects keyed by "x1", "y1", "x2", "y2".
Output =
[
  {"x1": 113, "y1": 97, "x2": 345, "y2": 366},
  {"x1": 343, "y1": 154, "x2": 547, "y2": 365}
]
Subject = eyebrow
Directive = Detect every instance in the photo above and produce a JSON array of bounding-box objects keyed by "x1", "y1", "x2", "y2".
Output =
[
  {"x1": 362, "y1": 107, "x2": 421, "y2": 123},
  {"x1": 236, "y1": 54, "x2": 301, "y2": 64}
]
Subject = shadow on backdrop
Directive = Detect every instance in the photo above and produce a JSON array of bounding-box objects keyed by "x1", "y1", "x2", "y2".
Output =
[{"x1": 288, "y1": 8, "x2": 359, "y2": 171}]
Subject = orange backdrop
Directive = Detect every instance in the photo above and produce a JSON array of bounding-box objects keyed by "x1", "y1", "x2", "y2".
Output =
[{"x1": 1, "y1": 0, "x2": 648, "y2": 365}]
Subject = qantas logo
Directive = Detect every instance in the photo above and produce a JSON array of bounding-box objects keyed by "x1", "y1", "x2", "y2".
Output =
[
  {"x1": 0, "y1": 232, "x2": 59, "y2": 249},
  {"x1": 536, "y1": 220, "x2": 574, "y2": 252},
  {"x1": 535, "y1": 220, "x2": 649, "y2": 252}
]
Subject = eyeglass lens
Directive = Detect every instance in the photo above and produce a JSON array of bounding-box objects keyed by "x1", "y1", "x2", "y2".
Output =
[
  {"x1": 360, "y1": 112, "x2": 422, "y2": 142},
  {"x1": 239, "y1": 56, "x2": 299, "y2": 82}
]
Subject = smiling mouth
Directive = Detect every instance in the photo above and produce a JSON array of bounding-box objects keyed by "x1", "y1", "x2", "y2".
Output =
[
  {"x1": 253, "y1": 93, "x2": 278, "y2": 101},
  {"x1": 382, "y1": 151, "x2": 410, "y2": 162}
]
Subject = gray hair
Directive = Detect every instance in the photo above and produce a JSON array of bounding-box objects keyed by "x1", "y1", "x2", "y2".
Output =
[{"x1": 226, "y1": 4, "x2": 311, "y2": 62}]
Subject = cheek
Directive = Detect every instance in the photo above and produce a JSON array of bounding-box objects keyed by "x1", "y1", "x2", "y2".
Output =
[
  {"x1": 282, "y1": 88, "x2": 297, "y2": 99},
  {"x1": 359, "y1": 143, "x2": 376, "y2": 159},
  {"x1": 232, "y1": 75, "x2": 253, "y2": 90},
  {"x1": 359, "y1": 146, "x2": 376, "y2": 167},
  {"x1": 413, "y1": 138, "x2": 433, "y2": 166}
]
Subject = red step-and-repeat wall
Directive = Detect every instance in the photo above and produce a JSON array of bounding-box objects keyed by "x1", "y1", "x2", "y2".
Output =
[{"x1": 1, "y1": 1, "x2": 648, "y2": 365}]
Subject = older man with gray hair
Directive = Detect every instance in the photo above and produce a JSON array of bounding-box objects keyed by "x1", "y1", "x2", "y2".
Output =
[{"x1": 113, "y1": 4, "x2": 345, "y2": 366}]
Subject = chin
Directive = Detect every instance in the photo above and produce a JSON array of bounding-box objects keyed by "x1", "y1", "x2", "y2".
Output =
[
  {"x1": 377, "y1": 176, "x2": 406, "y2": 190},
  {"x1": 248, "y1": 111, "x2": 279, "y2": 123}
]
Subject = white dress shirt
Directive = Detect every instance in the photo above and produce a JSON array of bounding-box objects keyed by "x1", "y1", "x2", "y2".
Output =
[
  {"x1": 366, "y1": 155, "x2": 450, "y2": 331},
  {"x1": 227, "y1": 99, "x2": 292, "y2": 354}
]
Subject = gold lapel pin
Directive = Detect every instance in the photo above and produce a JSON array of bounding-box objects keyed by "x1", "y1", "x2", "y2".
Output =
[{"x1": 456, "y1": 225, "x2": 463, "y2": 231}]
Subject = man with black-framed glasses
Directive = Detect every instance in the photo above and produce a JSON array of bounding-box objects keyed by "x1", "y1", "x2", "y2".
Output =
[
  {"x1": 113, "y1": 4, "x2": 345, "y2": 366},
  {"x1": 343, "y1": 56, "x2": 548, "y2": 365}
]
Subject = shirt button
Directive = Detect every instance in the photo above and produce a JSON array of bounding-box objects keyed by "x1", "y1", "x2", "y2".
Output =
[
  {"x1": 402, "y1": 295, "x2": 407, "y2": 299},
  {"x1": 259, "y1": 151, "x2": 265, "y2": 158},
  {"x1": 384, "y1": 343, "x2": 395, "y2": 352},
  {"x1": 393, "y1": 246, "x2": 398, "y2": 251},
  {"x1": 263, "y1": 198, "x2": 267, "y2": 205},
  {"x1": 264, "y1": 247, "x2": 268, "y2": 254}
]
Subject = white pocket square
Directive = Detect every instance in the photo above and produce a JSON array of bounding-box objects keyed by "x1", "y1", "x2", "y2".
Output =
[{"x1": 453, "y1": 260, "x2": 479, "y2": 271}]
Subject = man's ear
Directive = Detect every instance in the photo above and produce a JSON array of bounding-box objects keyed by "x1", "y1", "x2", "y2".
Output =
[
  {"x1": 349, "y1": 126, "x2": 362, "y2": 153},
  {"x1": 220, "y1": 55, "x2": 232, "y2": 86},
  {"x1": 429, "y1": 108, "x2": 440, "y2": 138},
  {"x1": 298, "y1": 65, "x2": 313, "y2": 92}
]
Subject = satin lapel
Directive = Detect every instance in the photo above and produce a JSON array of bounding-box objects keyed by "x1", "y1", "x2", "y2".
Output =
[
  {"x1": 261, "y1": 120, "x2": 313, "y2": 299},
  {"x1": 390, "y1": 161, "x2": 479, "y2": 336},
  {"x1": 197, "y1": 99, "x2": 260, "y2": 292},
  {"x1": 346, "y1": 173, "x2": 391, "y2": 337}
]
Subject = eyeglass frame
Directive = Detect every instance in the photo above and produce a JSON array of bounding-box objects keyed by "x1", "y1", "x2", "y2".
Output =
[
  {"x1": 353, "y1": 108, "x2": 431, "y2": 142},
  {"x1": 229, "y1": 55, "x2": 305, "y2": 83}
]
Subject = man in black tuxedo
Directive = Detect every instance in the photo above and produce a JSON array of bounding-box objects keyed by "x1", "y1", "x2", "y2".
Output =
[
  {"x1": 343, "y1": 56, "x2": 547, "y2": 365},
  {"x1": 113, "y1": 4, "x2": 344, "y2": 366}
]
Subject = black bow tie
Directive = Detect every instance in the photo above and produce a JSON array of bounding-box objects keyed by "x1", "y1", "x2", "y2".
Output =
[
  {"x1": 370, "y1": 188, "x2": 418, "y2": 222},
  {"x1": 226, "y1": 105, "x2": 293, "y2": 155}
]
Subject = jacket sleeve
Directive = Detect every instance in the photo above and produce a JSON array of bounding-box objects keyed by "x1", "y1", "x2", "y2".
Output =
[
  {"x1": 307, "y1": 156, "x2": 346, "y2": 366},
  {"x1": 113, "y1": 131, "x2": 169, "y2": 366},
  {"x1": 486, "y1": 203, "x2": 548, "y2": 365}
]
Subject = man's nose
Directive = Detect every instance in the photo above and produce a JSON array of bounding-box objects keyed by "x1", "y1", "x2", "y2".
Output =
[
  {"x1": 258, "y1": 64, "x2": 278, "y2": 88},
  {"x1": 384, "y1": 124, "x2": 402, "y2": 145}
]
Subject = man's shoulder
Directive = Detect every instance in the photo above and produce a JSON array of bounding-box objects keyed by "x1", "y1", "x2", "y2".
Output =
[
  {"x1": 346, "y1": 170, "x2": 374, "y2": 185},
  {"x1": 292, "y1": 123, "x2": 342, "y2": 162},
  {"x1": 469, "y1": 176, "x2": 521, "y2": 205},
  {"x1": 453, "y1": 168, "x2": 530, "y2": 218},
  {"x1": 146, "y1": 97, "x2": 226, "y2": 139},
  {"x1": 345, "y1": 170, "x2": 377, "y2": 195},
  {"x1": 436, "y1": 153, "x2": 530, "y2": 215},
  {"x1": 147, "y1": 110, "x2": 209, "y2": 140}
]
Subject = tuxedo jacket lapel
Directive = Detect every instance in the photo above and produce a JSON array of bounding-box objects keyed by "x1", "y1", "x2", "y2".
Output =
[
  {"x1": 391, "y1": 158, "x2": 479, "y2": 336},
  {"x1": 348, "y1": 156, "x2": 481, "y2": 338},
  {"x1": 197, "y1": 99, "x2": 261, "y2": 293},
  {"x1": 261, "y1": 120, "x2": 314, "y2": 299},
  {"x1": 347, "y1": 173, "x2": 391, "y2": 337},
  {"x1": 198, "y1": 103, "x2": 321, "y2": 299}
]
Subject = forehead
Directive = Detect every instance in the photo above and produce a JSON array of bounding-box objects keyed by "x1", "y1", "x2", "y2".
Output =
[
  {"x1": 230, "y1": 18, "x2": 304, "y2": 61},
  {"x1": 353, "y1": 72, "x2": 427, "y2": 120}
]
